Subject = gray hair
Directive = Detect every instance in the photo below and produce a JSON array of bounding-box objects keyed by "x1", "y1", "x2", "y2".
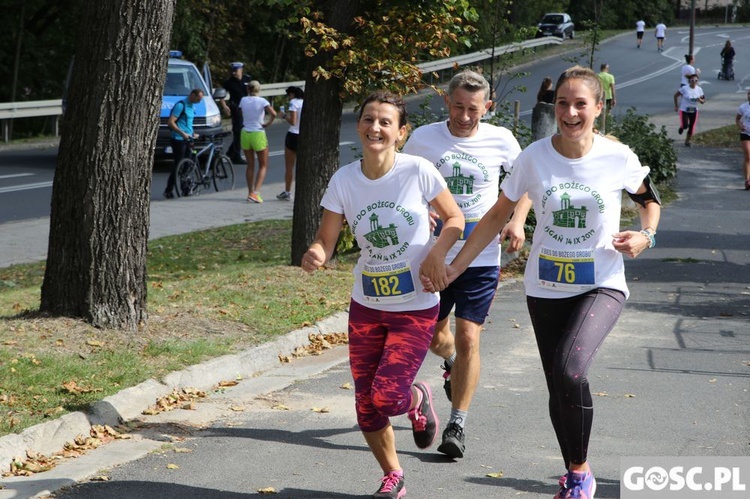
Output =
[{"x1": 447, "y1": 70, "x2": 490, "y2": 102}]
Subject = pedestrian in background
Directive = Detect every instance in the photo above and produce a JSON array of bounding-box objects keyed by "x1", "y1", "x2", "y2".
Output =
[
  {"x1": 598, "y1": 63, "x2": 616, "y2": 111},
  {"x1": 537, "y1": 76, "x2": 555, "y2": 104},
  {"x1": 222, "y1": 62, "x2": 252, "y2": 164},
  {"x1": 163, "y1": 88, "x2": 203, "y2": 199},
  {"x1": 423, "y1": 65, "x2": 661, "y2": 499},
  {"x1": 734, "y1": 89, "x2": 750, "y2": 190},
  {"x1": 277, "y1": 86, "x2": 304, "y2": 201},
  {"x1": 654, "y1": 21, "x2": 667, "y2": 51},
  {"x1": 674, "y1": 75, "x2": 705, "y2": 147},
  {"x1": 635, "y1": 19, "x2": 646, "y2": 48},
  {"x1": 239, "y1": 80, "x2": 276, "y2": 203},
  {"x1": 303, "y1": 90, "x2": 464, "y2": 498},
  {"x1": 680, "y1": 54, "x2": 699, "y2": 87},
  {"x1": 403, "y1": 70, "x2": 532, "y2": 460}
]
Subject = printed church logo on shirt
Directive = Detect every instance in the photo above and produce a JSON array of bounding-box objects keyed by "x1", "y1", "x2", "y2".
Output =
[
  {"x1": 446, "y1": 162, "x2": 475, "y2": 195},
  {"x1": 552, "y1": 192, "x2": 588, "y2": 229},
  {"x1": 364, "y1": 212, "x2": 400, "y2": 248}
]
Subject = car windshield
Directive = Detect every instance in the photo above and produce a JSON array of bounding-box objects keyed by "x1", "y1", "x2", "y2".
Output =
[
  {"x1": 542, "y1": 15, "x2": 563, "y2": 24},
  {"x1": 164, "y1": 65, "x2": 207, "y2": 96}
]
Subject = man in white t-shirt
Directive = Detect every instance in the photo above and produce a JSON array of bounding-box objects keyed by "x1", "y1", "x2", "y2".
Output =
[
  {"x1": 655, "y1": 22, "x2": 667, "y2": 51},
  {"x1": 403, "y1": 70, "x2": 532, "y2": 459},
  {"x1": 635, "y1": 19, "x2": 646, "y2": 48}
]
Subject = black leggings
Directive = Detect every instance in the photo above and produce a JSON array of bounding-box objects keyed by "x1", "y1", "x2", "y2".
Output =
[
  {"x1": 527, "y1": 288, "x2": 625, "y2": 467},
  {"x1": 681, "y1": 110, "x2": 698, "y2": 136}
]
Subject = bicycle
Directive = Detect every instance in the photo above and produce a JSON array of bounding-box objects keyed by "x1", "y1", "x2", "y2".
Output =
[{"x1": 175, "y1": 132, "x2": 235, "y2": 197}]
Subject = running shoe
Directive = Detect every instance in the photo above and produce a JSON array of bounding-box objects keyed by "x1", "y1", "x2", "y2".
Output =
[
  {"x1": 441, "y1": 360, "x2": 452, "y2": 401},
  {"x1": 678, "y1": 127, "x2": 684, "y2": 135},
  {"x1": 554, "y1": 469, "x2": 596, "y2": 499},
  {"x1": 163, "y1": 191, "x2": 174, "y2": 199},
  {"x1": 372, "y1": 470, "x2": 406, "y2": 498},
  {"x1": 247, "y1": 192, "x2": 263, "y2": 203},
  {"x1": 408, "y1": 381, "x2": 438, "y2": 449},
  {"x1": 276, "y1": 191, "x2": 292, "y2": 201},
  {"x1": 437, "y1": 421, "x2": 465, "y2": 458},
  {"x1": 745, "y1": 179, "x2": 750, "y2": 190}
]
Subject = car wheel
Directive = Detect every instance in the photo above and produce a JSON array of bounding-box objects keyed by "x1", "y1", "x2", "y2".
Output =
[{"x1": 569, "y1": 30, "x2": 575, "y2": 39}]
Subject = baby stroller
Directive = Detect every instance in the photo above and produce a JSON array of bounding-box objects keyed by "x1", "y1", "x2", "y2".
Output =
[{"x1": 718, "y1": 56, "x2": 734, "y2": 80}]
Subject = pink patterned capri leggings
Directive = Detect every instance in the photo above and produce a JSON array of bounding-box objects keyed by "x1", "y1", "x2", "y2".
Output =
[{"x1": 348, "y1": 299, "x2": 438, "y2": 433}]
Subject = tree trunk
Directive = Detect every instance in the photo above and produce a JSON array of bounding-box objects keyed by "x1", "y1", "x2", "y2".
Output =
[
  {"x1": 290, "y1": 0, "x2": 361, "y2": 265},
  {"x1": 40, "y1": 0, "x2": 175, "y2": 331}
]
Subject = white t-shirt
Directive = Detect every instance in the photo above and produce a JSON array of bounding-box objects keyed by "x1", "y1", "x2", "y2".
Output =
[
  {"x1": 402, "y1": 121, "x2": 522, "y2": 267},
  {"x1": 320, "y1": 153, "x2": 447, "y2": 312},
  {"x1": 680, "y1": 64, "x2": 697, "y2": 86},
  {"x1": 655, "y1": 23, "x2": 667, "y2": 37},
  {"x1": 501, "y1": 135, "x2": 649, "y2": 299},
  {"x1": 737, "y1": 102, "x2": 750, "y2": 134},
  {"x1": 678, "y1": 85, "x2": 704, "y2": 112},
  {"x1": 636, "y1": 20, "x2": 646, "y2": 32},
  {"x1": 287, "y1": 98, "x2": 303, "y2": 135},
  {"x1": 239, "y1": 95, "x2": 270, "y2": 132}
]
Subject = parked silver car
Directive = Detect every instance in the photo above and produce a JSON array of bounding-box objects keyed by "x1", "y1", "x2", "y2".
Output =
[{"x1": 536, "y1": 13, "x2": 575, "y2": 39}]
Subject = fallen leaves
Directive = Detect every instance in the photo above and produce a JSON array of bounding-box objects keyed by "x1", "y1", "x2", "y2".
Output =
[
  {"x1": 3, "y1": 424, "x2": 129, "y2": 477},
  {"x1": 142, "y1": 388, "x2": 207, "y2": 416},
  {"x1": 279, "y1": 332, "x2": 348, "y2": 363},
  {"x1": 258, "y1": 487, "x2": 278, "y2": 494},
  {"x1": 61, "y1": 380, "x2": 102, "y2": 395}
]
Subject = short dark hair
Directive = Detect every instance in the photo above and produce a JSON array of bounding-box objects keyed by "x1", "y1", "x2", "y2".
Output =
[
  {"x1": 286, "y1": 86, "x2": 304, "y2": 99},
  {"x1": 358, "y1": 90, "x2": 407, "y2": 128}
]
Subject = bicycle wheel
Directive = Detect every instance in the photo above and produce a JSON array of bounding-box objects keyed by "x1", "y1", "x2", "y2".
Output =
[
  {"x1": 174, "y1": 158, "x2": 201, "y2": 197},
  {"x1": 212, "y1": 155, "x2": 235, "y2": 192}
]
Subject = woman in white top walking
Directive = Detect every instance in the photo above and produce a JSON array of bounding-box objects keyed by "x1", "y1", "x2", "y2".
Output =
[{"x1": 239, "y1": 80, "x2": 276, "y2": 203}]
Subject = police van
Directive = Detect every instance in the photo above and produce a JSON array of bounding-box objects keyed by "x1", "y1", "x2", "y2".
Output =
[{"x1": 156, "y1": 50, "x2": 225, "y2": 159}]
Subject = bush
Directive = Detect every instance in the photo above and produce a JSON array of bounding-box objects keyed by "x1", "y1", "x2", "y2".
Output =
[{"x1": 609, "y1": 107, "x2": 677, "y2": 183}]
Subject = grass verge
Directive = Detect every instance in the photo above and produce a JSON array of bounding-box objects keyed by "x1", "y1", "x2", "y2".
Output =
[{"x1": 0, "y1": 220, "x2": 356, "y2": 435}]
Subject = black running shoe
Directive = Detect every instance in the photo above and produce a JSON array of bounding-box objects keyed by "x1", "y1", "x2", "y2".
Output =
[
  {"x1": 441, "y1": 360, "x2": 452, "y2": 402},
  {"x1": 437, "y1": 422, "x2": 466, "y2": 458}
]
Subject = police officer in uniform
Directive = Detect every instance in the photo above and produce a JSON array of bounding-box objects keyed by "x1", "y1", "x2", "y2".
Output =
[{"x1": 223, "y1": 62, "x2": 252, "y2": 164}]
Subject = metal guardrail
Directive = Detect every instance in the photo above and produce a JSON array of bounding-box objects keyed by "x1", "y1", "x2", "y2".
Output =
[
  {"x1": 0, "y1": 37, "x2": 562, "y2": 142},
  {"x1": 0, "y1": 100, "x2": 63, "y2": 143}
]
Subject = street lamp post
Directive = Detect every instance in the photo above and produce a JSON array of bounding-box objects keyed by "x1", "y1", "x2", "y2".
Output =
[{"x1": 689, "y1": 0, "x2": 695, "y2": 55}]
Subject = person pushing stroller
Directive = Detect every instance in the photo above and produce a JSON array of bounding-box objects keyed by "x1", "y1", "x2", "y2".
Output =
[{"x1": 719, "y1": 40, "x2": 735, "y2": 81}]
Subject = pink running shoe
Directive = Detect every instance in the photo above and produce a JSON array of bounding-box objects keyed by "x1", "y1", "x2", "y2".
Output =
[{"x1": 372, "y1": 470, "x2": 406, "y2": 498}]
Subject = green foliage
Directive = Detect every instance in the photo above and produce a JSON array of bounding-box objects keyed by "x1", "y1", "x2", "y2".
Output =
[
  {"x1": 297, "y1": 1, "x2": 479, "y2": 103},
  {"x1": 609, "y1": 107, "x2": 677, "y2": 184}
]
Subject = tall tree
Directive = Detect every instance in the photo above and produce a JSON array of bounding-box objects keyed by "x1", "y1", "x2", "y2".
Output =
[
  {"x1": 290, "y1": 0, "x2": 477, "y2": 264},
  {"x1": 40, "y1": 0, "x2": 176, "y2": 330}
]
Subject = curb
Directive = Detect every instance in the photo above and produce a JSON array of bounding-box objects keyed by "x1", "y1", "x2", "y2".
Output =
[{"x1": 0, "y1": 311, "x2": 349, "y2": 475}]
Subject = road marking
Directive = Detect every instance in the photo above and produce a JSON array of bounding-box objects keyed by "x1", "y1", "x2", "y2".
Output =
[
  {"x1": 0, "y1": 173, "x2": 34, "y2": 180},
  {"x1": 0, "y1": 181, "x2": 53, "y2": 194}
]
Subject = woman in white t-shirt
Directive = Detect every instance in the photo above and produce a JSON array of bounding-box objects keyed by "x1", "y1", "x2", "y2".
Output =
[
  {"x1": 303, "y1": 90, "x2": 463, "y2": 498},
  {"x1": 735, "y1": 90, "x2": 750, "y2": 190},
  {"x1": 674, "y1": 75, "x2": 705, "y2": 147},
  {"x1": 276, "y1": 86, "x2": 304, "y2": 201},
  {"x1": 239, "y1": 80, "x2": 276, "y2": 203},
  {"x1": 426, "y1": 66, "x2": 661, "y2": 499}
]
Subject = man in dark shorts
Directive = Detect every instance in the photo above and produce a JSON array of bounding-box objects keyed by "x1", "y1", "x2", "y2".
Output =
[{"x1": 403, "y1": 70, "x2": 532, "y2": 459}]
